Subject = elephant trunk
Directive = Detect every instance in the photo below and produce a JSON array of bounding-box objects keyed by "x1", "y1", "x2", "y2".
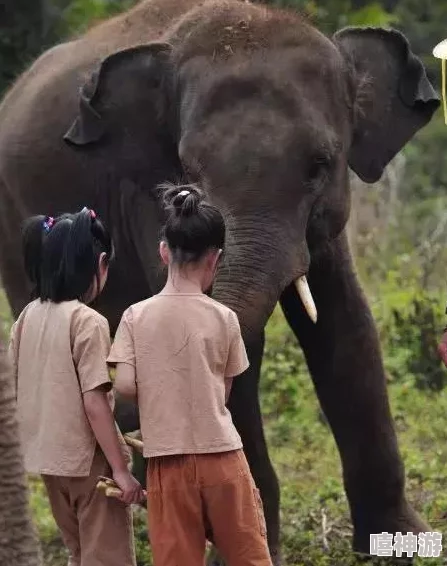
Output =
[{"x1": 211, "y1": 217, "x2": 316, "y2": 336}]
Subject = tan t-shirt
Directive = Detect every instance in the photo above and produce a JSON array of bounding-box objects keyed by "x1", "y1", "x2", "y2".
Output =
[
  {"x1": 9, "y1": 299, "x2": 113, "y2": 476},
  {"x1": 107, "y1": 294, "x2": 249, "y2": 457}
]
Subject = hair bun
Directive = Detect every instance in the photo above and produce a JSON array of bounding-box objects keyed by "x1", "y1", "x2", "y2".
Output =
[{"x1": 162, "y1": 183, "x2": 204, "y2": 217}]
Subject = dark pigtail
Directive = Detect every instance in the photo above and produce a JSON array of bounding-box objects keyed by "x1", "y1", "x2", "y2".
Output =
[
  {"x1": 63, "y1": 208, "x2": 114, "y2": 301},
  {"x1": 63, "y1": 209, "x2": 100, "y2": 298},
  {"x1": 22, "y1": 215, "x2": 47, "y2": 298}
]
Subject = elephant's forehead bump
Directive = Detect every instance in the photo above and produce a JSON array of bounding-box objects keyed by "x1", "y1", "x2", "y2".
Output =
[{"x1": 170, "y1": 0, "x2": 337, "y2": 65}]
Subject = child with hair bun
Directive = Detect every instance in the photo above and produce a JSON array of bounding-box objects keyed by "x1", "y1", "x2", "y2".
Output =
[
  {"x1": 9, "y1": 207, "x2": 143, "y2": 566},
  {"x1": 109, "y1": 185, "x2": 273, "y2": 566}
]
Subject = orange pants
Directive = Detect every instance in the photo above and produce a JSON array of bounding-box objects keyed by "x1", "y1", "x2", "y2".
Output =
[
  {"x1": 42, "y1": 448, "x2": 136, "y2": 566},
  {"x1": 147, "y1": 449, "x2": 273, "y2": 566}
]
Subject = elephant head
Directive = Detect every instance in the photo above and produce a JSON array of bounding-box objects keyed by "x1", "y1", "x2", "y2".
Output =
[{"x1": 64, "y1": 21, "x2": 439, "y2": 337}]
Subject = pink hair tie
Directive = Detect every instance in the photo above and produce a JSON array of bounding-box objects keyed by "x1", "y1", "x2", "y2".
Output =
[
  {"x1": 81, "y1": 206, "x2": 96, "y2": 219},
  {"x1": 43, "y1": 216, "x2": 54, "y2": 232}
]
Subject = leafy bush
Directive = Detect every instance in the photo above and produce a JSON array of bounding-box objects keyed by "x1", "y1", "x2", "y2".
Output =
[
  {"x1": 388, "y1": 295, "x2": 446, "y2": 390},
  {"x1": 54, "y1": 0, "x2": 138, "y2": 36}
]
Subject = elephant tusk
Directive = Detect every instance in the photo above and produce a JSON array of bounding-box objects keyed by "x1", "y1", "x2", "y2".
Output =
[{"x1": 295, "y1": 276, "x2": 317, "y2": 323}]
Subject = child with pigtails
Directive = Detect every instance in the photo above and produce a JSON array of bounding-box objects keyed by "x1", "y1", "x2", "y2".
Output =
[{"x1": 9, "y1": 207, "x2": 143, "y2": 566}]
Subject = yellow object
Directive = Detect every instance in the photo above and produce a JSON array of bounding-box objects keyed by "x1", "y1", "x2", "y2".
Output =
[
  {"x1": 96, "y1": 480, "x2": 123, "y2": 498},
  {"x1": 433, "y1": 39, "x2": 447, "y2": 125},
  {"x1": 123, "y1": 434, "x2": 144, "y2": 454}
]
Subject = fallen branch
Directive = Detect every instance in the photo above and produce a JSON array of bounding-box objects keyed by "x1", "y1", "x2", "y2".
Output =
[{"x1": 321, "y1": 508, "x2": 331, "y2": 552}]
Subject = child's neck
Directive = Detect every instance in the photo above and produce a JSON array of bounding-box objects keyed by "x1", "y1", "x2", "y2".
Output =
[{"x1": 162, "y1": 265, "x2": 205, "y2": 294}]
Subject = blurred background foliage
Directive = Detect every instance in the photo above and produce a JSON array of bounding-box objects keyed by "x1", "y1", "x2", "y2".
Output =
[{"x1": 2, "y1": 0, "x2": 447, "y2": 564}]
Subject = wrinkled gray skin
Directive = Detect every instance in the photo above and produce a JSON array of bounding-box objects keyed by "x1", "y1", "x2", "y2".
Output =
[
  {"x1": 0, "y1": 0, "x2": 440, "y2": 563},
  {"x1": 0, "y1": 338, "x2": 41, "y2": 566}
]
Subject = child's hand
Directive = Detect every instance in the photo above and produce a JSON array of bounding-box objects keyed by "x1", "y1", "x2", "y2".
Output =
[{"x1": 112, "y1": 469, "x2": 145, "y2": 504}]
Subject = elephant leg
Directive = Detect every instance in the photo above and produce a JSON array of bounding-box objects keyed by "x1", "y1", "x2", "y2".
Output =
[
  {"x1": 0, "y1": 181, "x2": 30, "y2": 318},
  {"x1": 228, "y1": 332, "x2": 280, "y2": 565},
  {"x1": 280, "y1": 231, "x2": 428, "y2": 555}
]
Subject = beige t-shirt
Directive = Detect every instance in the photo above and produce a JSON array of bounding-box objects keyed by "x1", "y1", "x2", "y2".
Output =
[
  {"x1": 9, "y1": 299, "x2": 113, "y2": 476},
  {"x1": 107, "y1": 294, "x2": 249, "y2": 457}
]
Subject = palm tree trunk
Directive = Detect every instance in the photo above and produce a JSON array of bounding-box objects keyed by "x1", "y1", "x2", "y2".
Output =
[{"x1": 0, "y1": 335, "x2": 41, "y2": 566}]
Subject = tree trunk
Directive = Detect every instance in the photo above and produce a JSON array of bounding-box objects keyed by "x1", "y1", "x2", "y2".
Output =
[{"x1": 0, "y1": 335, "x2": 42, "y2": 566}]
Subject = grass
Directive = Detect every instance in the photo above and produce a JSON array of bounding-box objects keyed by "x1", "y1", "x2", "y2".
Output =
[
  {"x1": 2, "y1": 293, "x2": 446, "y2": 565},
  {"x1": 261, "y1": 308, "x2": 447, "y2": 566}
]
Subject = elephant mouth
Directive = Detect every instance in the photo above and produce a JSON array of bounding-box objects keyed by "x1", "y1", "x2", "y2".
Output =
[{"x1": 294, "y1": 275, "x2": 317, "y2": 323}]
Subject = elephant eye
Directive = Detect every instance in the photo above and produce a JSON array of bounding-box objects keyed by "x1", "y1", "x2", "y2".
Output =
[{"x1": 307, "y1": 154, "x2": 334, "y2": 185}]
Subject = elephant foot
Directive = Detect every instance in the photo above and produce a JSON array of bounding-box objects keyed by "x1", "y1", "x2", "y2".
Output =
[{"x1": 352, "y1": 501, "x2": 430, "y2": 557}]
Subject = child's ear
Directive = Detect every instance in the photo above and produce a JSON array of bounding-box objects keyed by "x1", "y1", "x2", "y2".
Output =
[
  {"x1": 159, "y1": 241, "x2": 170, "y2": 265},
  {"x1": 98, "y1": 252, "x2": 108, "y2": 273},
  {"x1": 209, "y1": 249, "x2": 221, "y2": 272}
]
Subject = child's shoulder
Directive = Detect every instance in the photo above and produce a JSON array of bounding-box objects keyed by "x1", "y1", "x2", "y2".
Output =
[
  {"x1": 11, "y1": 299, "x2": 39, "y2": 336},
  {"x1": 120, "y1": 296, "x2": 157, "y2": 321},
  {"x1": 199, "y1": 295, "x2": 238, "y2": 321},
  {"x1": 71, "y1": 301, "x2": 109, "y2": 331},
  {"x1": 15, "y1": 299, "x2": 38, "y2": 320}
]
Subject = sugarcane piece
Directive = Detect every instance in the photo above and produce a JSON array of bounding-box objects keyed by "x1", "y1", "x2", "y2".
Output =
[
  {"x1": 123, "y1": 434, "x2": 144, "y2": 454},
  {"x1": 103, "y1": 486, "x2": 122, "y2": 497},
  {"x1": 96, "y1": 473, "x2": 147, "y2": 501},
  {"x1": 105, "y1": 486, "x2": 123, "y2": 497},
  {"x1": 97, "y1": 475, "x2": 117, "y2": 487},
  {"x1": 96, "y1": 480, "x2": 123, "y2": 498}
]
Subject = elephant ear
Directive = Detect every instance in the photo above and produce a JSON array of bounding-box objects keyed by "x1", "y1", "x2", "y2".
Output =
[
  {"x1": 64, "y1": 43, "x2": 173, "y2": 146},
  {"x1": 333, "y1": 27, "x2": 440, "y2": 183}
]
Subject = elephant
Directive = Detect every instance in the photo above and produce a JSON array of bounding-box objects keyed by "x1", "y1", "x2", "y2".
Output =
[
  {"x1": 0, "y1": 0, "x2": 440, "y2": 563},
  {"x1": 0, "y1": 334, "x2": 41, "y2": 566}
]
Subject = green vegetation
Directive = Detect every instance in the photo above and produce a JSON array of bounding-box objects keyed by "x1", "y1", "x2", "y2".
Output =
[
  {"x1": 262, "y1": 303, "x2": 447, "y2": 565},
  {"x1": 2, "y1": 0, "x2": 447, "y2": 564}
]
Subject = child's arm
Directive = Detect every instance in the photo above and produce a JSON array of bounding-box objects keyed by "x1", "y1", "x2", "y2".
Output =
[
  {"x1": 72, "y1": 309, "x2": 143, "y2": 503},
  {"x1": 224, "y1": 311, "x2": 250, "y2": 402},
  {"x1": 115, "y1": 363, "x2": 137, "y2": 403},
  {"x1": 83, "y1": 385, "x2": 143, "y2": 504},
  {"x1": 107, "y1": 310, "x2": 137, "y2": 403}
]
